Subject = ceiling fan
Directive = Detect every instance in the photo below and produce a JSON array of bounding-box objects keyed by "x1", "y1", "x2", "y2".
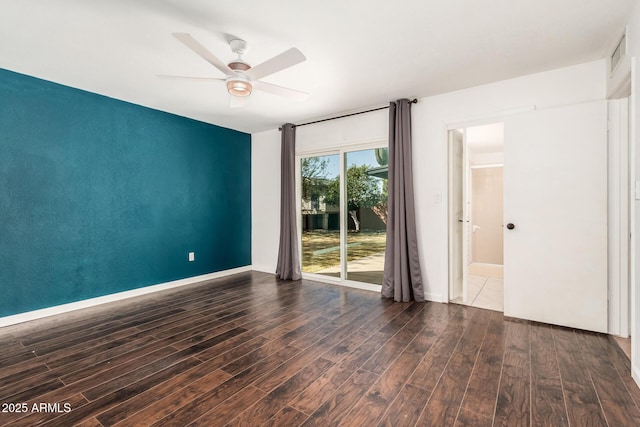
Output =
[{"x1": 163, "y1": 33, "x2": 308, "y2": 107}]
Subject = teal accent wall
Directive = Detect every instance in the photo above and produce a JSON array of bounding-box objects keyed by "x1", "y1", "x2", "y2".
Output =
[{"x1": 0, "y1": 68, "x2": 251, "y2": 317}]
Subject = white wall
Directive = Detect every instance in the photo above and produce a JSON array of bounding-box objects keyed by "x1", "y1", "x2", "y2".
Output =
[
  {"x1": 251, "y1": 129, "x2": 281, "y2": 273},
  {"x1": 469, "y1": 150, "x2": 504, "y2": 165},
  {"x1": 413, "y1": 60, "x2": 604, "y2": 302},
  {"x1": 296, "y1": 109, "x2": 388, "y2": 152},
  {"x1": 252, "y1": 60, "x2": 606, "y2": 302},
  {"x1": 624, "y1": 0, "x2": 640, "y2": 385}
]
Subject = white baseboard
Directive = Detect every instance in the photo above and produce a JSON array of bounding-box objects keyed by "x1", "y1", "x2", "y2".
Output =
[
  {"x1": 0, "y1": 266, "x2": 252, "y2": 328},
  {"x1": 633, "y1": 364, "x2": 640, "y2": 389},
  {"x1": 251, "y1": 264, "x2": 275, "y2": 274},
  {"x1": 0, "y1": 267, "x2": 446, "y2": 328},
  {"x1": 424, "y1": 292, "x2": 444, "y2": 303}
]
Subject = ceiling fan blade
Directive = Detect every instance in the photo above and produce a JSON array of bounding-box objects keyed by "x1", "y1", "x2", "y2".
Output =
[
  {"x1": 172, "y1": 33, "x2": 233, "y2": 76},
  {"x1": 253, "y1": 81, "x2": 309, "y2": 100},
  {"x1": 229, "y1": 95, "x2": 247, "y2": 109},
  {"x1": 246, "y1": 48, "x2": 306, "y2": 80},
  {"x1": 156, "y1": 75, "x2": 225, "y2": 82}
]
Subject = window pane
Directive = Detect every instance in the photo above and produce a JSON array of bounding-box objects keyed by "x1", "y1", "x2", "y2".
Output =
[
  {"x1": 301, "y1": 154, "x2": 340, "y2": 277},
  {"x1": 345, "y1": 148, "x2": 387, "y2": 284}
]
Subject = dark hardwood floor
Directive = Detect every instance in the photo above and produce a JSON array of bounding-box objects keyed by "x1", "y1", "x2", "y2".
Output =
[{"x1": 1, "y1": 271, "x2": 639, "y2": 426}]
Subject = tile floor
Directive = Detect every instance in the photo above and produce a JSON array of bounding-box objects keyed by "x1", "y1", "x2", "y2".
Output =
[{"x1": 463, "y1": 263, "x2": 504, "y2": 312}]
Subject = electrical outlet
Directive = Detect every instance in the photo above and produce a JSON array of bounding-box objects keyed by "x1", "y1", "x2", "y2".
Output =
[{"x1": 188, "y1": 252, "x2": 195, "y2": 262}]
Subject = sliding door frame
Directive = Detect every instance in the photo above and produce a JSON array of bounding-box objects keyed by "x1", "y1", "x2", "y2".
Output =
[{"x1": 297, "y1": 139, "x2": 387, "y2": 292}]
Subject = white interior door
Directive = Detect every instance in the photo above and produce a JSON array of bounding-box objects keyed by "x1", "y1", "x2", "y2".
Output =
[{"x1": 503, "y1": 101, "x2": 607, "y2": 333}]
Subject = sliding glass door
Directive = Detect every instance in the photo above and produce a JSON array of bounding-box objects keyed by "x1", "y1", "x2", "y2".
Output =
[
  {"x1": 300, "y1": 146, "x2": 388, "y2": 286},
  {"x1": 300, "y1": 154, "x2": 341, "y2": 278},
  {"x1": 344, "y1": 149, "x2": 387, "y2": 284}
]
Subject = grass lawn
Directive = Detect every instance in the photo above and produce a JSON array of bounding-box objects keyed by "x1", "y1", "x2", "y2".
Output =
[{"x1": 301, "y1": 230, "x2": 386, "y2": 273}]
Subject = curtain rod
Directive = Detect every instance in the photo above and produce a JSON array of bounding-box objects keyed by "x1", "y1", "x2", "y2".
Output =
[{"x1": 279, "y1": 98, "x2": 418, "y2": 131}]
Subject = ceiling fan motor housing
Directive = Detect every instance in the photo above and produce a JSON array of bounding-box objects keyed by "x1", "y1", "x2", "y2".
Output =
[
  {"x1": 227, "y1": 38, "x2": 252, "y2": 96},
  {"x1": 228, "y1": 39, "x2": 251, "y2": 72},
  {"x1": 228, "y1": 60, "x2": 250, "y2": 71}
]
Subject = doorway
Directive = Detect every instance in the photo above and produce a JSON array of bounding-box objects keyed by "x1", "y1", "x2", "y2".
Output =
[
  {"x1": 449, "y1": 102, "x2": 607, "y2": 332},
  {"x1": 299, "y1": 145, "x2": 388, "y2": 288},
  {"x1": 449, "y1": 123, "x2": 504, "y2": 312}
]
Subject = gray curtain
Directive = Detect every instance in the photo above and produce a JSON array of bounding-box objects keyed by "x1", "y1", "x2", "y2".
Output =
[
  {"x1": 382, "y1": 99, "x2": 424, "y2": 301},
  {"x1": 276, "y1": 123, "x2": 302, "y2": 280}
]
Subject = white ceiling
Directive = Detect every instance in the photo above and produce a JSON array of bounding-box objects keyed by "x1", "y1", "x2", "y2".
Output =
[{"x1": 0, "y1": 0, "x2": 632, "y2": 134}]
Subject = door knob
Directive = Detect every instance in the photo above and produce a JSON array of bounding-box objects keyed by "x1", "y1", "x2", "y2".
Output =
[{"x1": 506, "y1": 223, "x2": 515, "y2": 230}]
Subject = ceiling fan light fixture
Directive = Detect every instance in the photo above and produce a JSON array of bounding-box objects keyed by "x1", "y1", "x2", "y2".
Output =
[{"x1": 226, "y1": 76, "x2": 252, "y2": 97}]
